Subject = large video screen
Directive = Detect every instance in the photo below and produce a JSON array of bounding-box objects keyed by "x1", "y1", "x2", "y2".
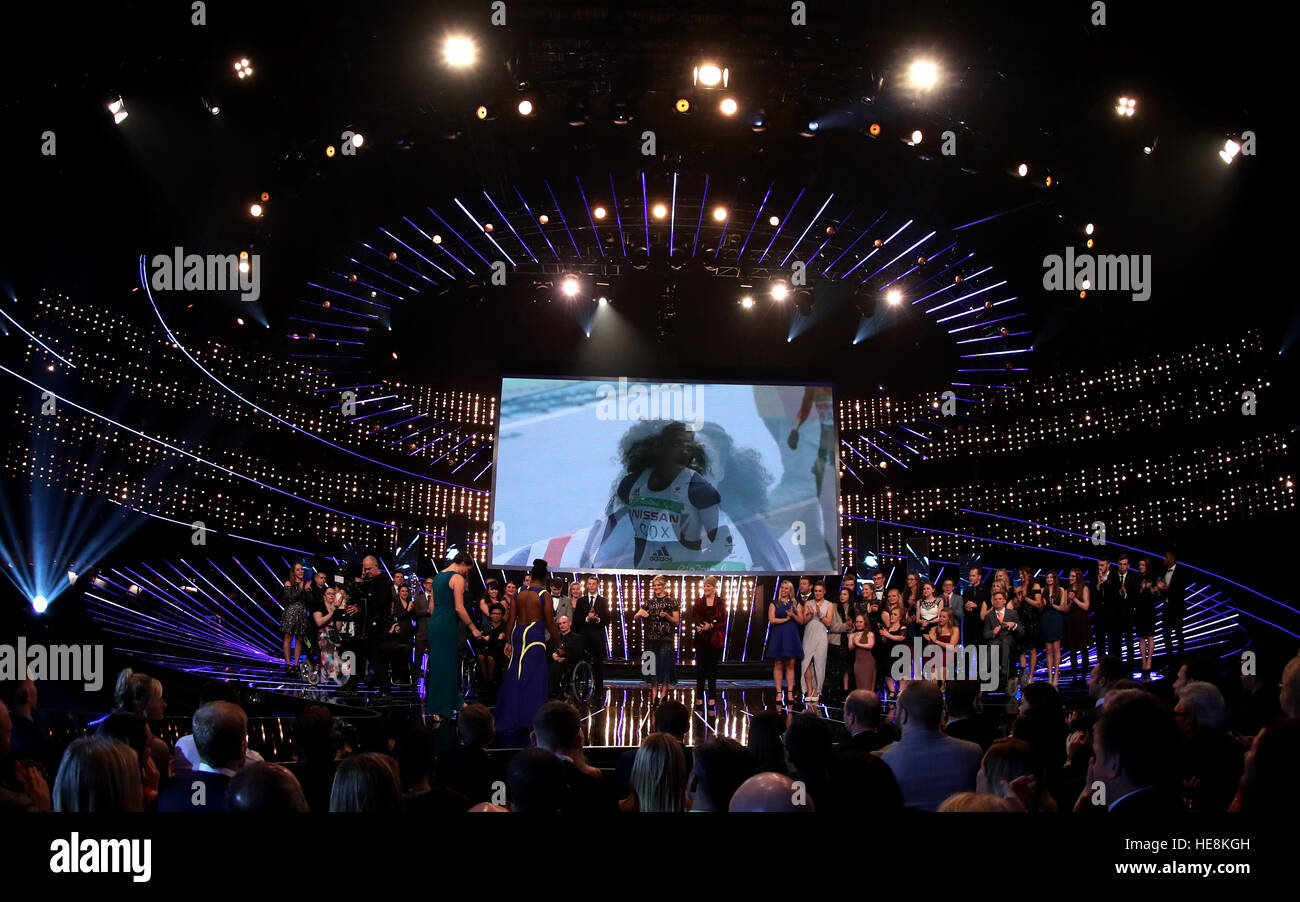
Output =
[{"x1": 490, "y1": 377, "x2": 840, "y2": 574}]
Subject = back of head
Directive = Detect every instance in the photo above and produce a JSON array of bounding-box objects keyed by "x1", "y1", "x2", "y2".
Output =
[
  {"x1": 729, "y1": 771, "x2": 815, "y2": 812},
  {"x1": 691, "y1": 738, "x2": 756, "y2": 811},
  {"x1": 1283, "y1": 655, "x2": 1300, "y2": 719},
  {"x1": 978, "y1": 738, "x2": 1044, "y2": 800},
  {"x1": 1105, "y1": 678, "x2": 1143, "y2": 697},
  {"x1": 292, "y1": 705, "x2": 336, "y2": 765},
  {"x1": 193, "y1": 701, "x2": 248, "y2": 770},
  {"x1": 53, "y1": 736, "x2": 144, "y2": 812},
  {"x1": 784, "y1": 712, "x2": 833, "y2": 774},
  {"x1": 114, "y1": 668, "x2": 160, "y2": 717},
  {"x1": 1020, "y1": 681, "x2": 1063, "y2": 718},
  {"x1": 533, "y1": 700, "x2": 581, "y2": 753},
  {"x1": 96, "y1": 711, "x2": 150, "y2": 764},
  {"x1": 1095, "y1": 655, "x2": 1127, "y2": 685},
  {"x1": 1095, "y1": 689, "x2": 1180, "y2": 791},
  {"x1": 530, "y1": 558, "x2": 549, "y2": 584},
  {"x1": 899, "y1": 680, "x2": 943, "y2": 731},
  {"x1": 944, "y1": 680, "x2": 980, "y2": 718},
  {"x1": 329, "y1": 752, "x2": 403, "y2": 812},
  {"x1": 1177, "y1": 680, "x2": 1227, "y2": 732},
  {"x1": 395, "y1": 727, "x2": 437, "y2": 791},
  {"x1": 506, "y1": 747, "x2": 566, "y2": 812},
  {"x1": 1238, "y1": 718, "x2": 1300, "y2": 815},
  {"x1": 631, "y1": 733, "x2": 688, "y2": 812},
  {"x1": 227, "y1": 762, "x2": 308, "y2": 812},
  {"x1": 826, "y1": 750, "x2": 903, "y2": 814},
  {"x1": 938, "y1": 791, "x2": 1010, "y2": 812},
  {"x1": 747, "y1": 709, "x2": 789, "y2": 774},
  {"x1": 655, "y1": 700, "x2": 690, "y2": 740},
  {"x1": 844, "y1": 690, "x2": 883, "y2": 728},
  {"x1": 458, "y1": 703, "x2": 494, "y2": 749}
]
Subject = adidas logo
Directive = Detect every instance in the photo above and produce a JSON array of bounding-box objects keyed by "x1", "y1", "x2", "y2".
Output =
[{"x1": 649, "y1": 546, "x2": 672, "y2": 562}]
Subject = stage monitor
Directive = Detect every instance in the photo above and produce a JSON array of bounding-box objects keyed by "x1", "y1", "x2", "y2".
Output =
[{"x1": 490, "y1": 377, "x2": 840, "y2": 574}]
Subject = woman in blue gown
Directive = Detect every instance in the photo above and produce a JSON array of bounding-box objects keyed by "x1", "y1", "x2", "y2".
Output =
[
  {"x1": 765, "y1": 579, "x2": 804, "y2": 708},
  {"x1": 494, "y1": 559, "x2": 566, "y2": 736}
]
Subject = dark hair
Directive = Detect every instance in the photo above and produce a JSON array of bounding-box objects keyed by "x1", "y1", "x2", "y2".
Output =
[
  {"x1": 450, "y1": 552, "x2": 470, "y2": 566},
  {"x1": 457, "y1": 703, "x2": 494, "y2": 748},
  {"x1": 695, "y1": 420, "x2": 773, "y2": 515},
  {"x1": 193, "y1": 701, "x2": 247, "y2": 769},
  {"x1": 506, "y1": 747, "x2": 566, "y2": 812},
  {"x1": 1094, "y1": 655, "x2": 1127, "y2": 684},
  {"x1": 784, "y1": 713, "x2": 833, "y2": 774},
  {"x1": 329, "y1": 752, "x2": 403, "y2": 812},
  {"x1": 1237, "y1": 718, "x2": 1300, "y2": 815},
  {"x1": 95, "y1": 712, "x2": 150, "y2": 765},
  {"x1": 1020, "y1": 681, "x2": 1064, "y2": 718},
  {"x1": 899, "y1": 680, "x2": 944, "y2": 730},
  {"x1": 691, "y1": 739, "x2": 756, "y2": 812},
  {"x1": 827, "y1": 751, "x2": 904, "y2": 814},
  {"x1": 226, "y1": 762, "x2": 308, "y2": 813},
  {"x1": 533, "y1": 701, "x2": 582, "y2": 751},
  {"x1": 945, "y1": 681, "x2": 980, "y2": 717},
  {"x1": 655, "y1": 700, "x2": 690, "y2": 739},
  {"x1": 1094, "y1": 689, "x2": 1180, "y2": 790},
  {"x1": 292, "y1": 705, "x2": 336, "y2": 766},
  {"x1": 530, "y1": 558, "x2": 549, "y2": 583},
  {"x1": 748, "y1": 709, "x2": 789, "y2": 775},
  {"x1": 616, "y1": 420, "x2": 708, "y2": 483},
  {"x1": 844, "y1": 690, "x2": 883, "y2": 727},
  {"x1": 488, "y1": 602, "x2": 505, "y2": 615},
  {"x1": 394, "y1": 727, "x2": 437, "y2": 791}
]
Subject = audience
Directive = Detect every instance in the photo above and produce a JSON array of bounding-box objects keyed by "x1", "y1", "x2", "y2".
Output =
[
  {"x1": 329, "y1": 752, "x2": 404, "y2": 812},
  {"x1": 880, "y1": 681, "x2": 983, "y2": 811},
  {"x1": 284, "y1": 705, "x2": 340, "y2": 814},
  {"x1": 938, "y1": 792, "x2": 1011, "y2": 812},
  {"x1": 53, "y1": 736, "x2": 144, "y2": 812},
  {"x1": 157, "y1": 701, "x2": 248, "y2": 812},
  {"x1": 621, "y1": 733, "x2": 688, "y2": 812},
  {"x1": 747, "y1": 709, "x2": 789, "y2": 775},
  {"x1": 226, "y1": 762, "x2": 309, "y2": 812},
  {"x1": 1080, "y1": 688, "x2": 1184, "y2": 813},
  {"x1": 943, "y1": 680, "x2": 995, "y2": 750},
  {"x1": 394, "y1": 726, "x2": 472, "y2": 812},
  {"x1": 438, "y1": 703, "x2": 507, "y2": 804},
  {"x1": 729, "y1": 772, "x2": 814, "y2": 812},
  {"x1": 173, "y1": 680, "x2": 265, "y2": 775},
  {"x1": 976, "y1": 738, "x2": 1055, "y2": 811},
  {"x1": 688, "y1": 738, "x2": 756, "y2": 812},
  {"x1": 532, "y1": 700, "x2": 618, "y2": 812},
  {"x1": 616, "y1": 699, "x2": 691, "y2": 792},
  {"x1": 113, "y1": 668, "x2": 172, "y2": 779},
  {"x1": 0, "y1": 698, "x2": 51, "y2": 812},
  {"x1": 1174, "y1": 680, "x2": 1244, "y2": 813},
  {"x1": 836, "y1": 690, "x2": 892, "y2": 753},
  {"x1": 1231, "y1": 717, "x2": 1300, "y2": 814},
  {"x1": 501, "y1": 747, "x2": 566, "y2": 812},
  {"x1": 0, "y1": 675, "x2": 55, "y2": 775}
]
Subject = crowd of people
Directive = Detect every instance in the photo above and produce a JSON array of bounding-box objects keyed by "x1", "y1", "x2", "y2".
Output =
[{"x1": 2, "y1": 645, "x2": 1297, "y2": 813}]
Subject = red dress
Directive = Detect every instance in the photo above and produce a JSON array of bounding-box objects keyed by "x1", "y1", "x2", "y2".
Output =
[{"x1": 1063, "y1": 588, "x2": 1091, "y2": 650}]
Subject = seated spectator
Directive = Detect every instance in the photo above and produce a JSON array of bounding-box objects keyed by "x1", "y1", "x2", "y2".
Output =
[
  {"x1": 173, "y1": 681, "x2": 264, "y2": 775},
  {"x1": 747, "y1": 709, "x2": 789, "y2": 775},
  {"x1": 395, "y1": 727, "x2": 471, "y2": 813},
  {"x1": 826, "y1": 750, "x2": 903, "y2": 814},
  {"x1": 438, "y1": 703, "x2": 506, "y2": 804},
  {"x1": 1011, "y1": 682, "x2": 1067, "y2": 801},
  {"x1": 1086, "y1": 656, "x2": 1129, "y2": 708},
  {"x1": 1175, "y1": 680, "x2": 1244, "y2": 812},
  {"x1": 226, "y1": 762, "x2": 309, "y2": 812},
  {"x1": 938, "y1": 791, "x2": 1011, "y2": 812},
  {"x1": 532, "y1": 700, "x2": 617, "y2": 812},
  {"x1": 943, "y1": 681, "x2": 995, "y2": 751},
  {"x1": 0, "y1": 698, "x2": 51, "y2": 812},
  {"x1": 1172, "y1": 656, "x2": 1223, "y2": 696},
  {"x1": 977, "y1": 737, "x2": 1055, "y2": 811},
  {"x1": 616, "y1": 700, "x2": 691, "y2": 792},
  {"x1": 880, "y1": 680, "x2": 983, "y2": 811},
  {"x1": 96, "y1": 712, "x2": 160, "y2": 808},
  {"x1": 1280, "y1": 654, "x2": 1300, "y2": 720},
  {"x1": 113, "y1": 668, "x2": 172, "y2": 780},
  {"x1": 729, "y1": 772, "x2": 815, "y2": 812},
  {"x1": 53, "y1": 736, "x2": 144, "y2": 812},
  {"x1": 1231, "y1": 717, "x2": 1300, "y2": 814},
  {"x1": 504, "y1": 747, "x2": 567, "y2": 812},
  {"x1": 621, "y1": 733, "x2": 688, "y2": 812},
  {"x1": 284, "y1": 705, "x2": 339, "y2": 813},
  {"x1": 836, "y1": 690, "x2": 891, "y2": 753},
  {"x1": 329, "y1": 752, "x2": 404, "y2": 812},
  {"x1": 157, "y1": 701, "x2": 248, "y2": 812},
  {"x1": 784, "y1": 712, "x2": 834, "y2": 808},
  {"x1": 1078, "y1": 688, "x2": 1183, "y2": 814},
  {"x1": 0, "y1": 675, "x2": 55, "y2": 775},
  {"x1": 688, "y1": 738, "x2": 756, "y2": 812}
]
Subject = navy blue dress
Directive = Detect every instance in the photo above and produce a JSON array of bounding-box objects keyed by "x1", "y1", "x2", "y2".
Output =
[{"x1": 765, "y1": 599, "x2": 804, "y2": 659}]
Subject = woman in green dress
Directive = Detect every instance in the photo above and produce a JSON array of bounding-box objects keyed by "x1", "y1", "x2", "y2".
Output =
[{"x1": 425, "y1": 554, "x2": 481, "y2": 721}]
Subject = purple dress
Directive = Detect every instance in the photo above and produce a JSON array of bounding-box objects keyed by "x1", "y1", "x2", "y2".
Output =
[
  {"x1": 494, "y1": 595, "x2": 553, "y2": 734},
  {"x1": 765, "y1": 599, "x2": 804, "y2": 659}
]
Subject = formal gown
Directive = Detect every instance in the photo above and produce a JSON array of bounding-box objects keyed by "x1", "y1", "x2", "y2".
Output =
[
  {"x1": 1063, "y1": 594, "x2": 1090, "y2": 650},
  {"x1": 424, "y1": 571, "x2": 463, "y2": 717},
  {"x1": 765, "y1": 600, "x2": 804, "y2": 659},
  {"x1": 800, "y1": 600, "x2": 830, "y2": 695},
  {"x1": 1040, "y1": 590, "x2": 1065, "y2": 644},
  {"x1": 851, "y1": 632, "x2": 877, "y2": 692},
  {"x1": 494, "y1": 592, "x2": 552, "y2": 733}
]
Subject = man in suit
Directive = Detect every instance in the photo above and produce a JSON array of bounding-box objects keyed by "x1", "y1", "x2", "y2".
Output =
[
  {"x1": 962, "y1": 567, "x2": 990, "y2": 646},
  {"x1": 532, "y1": 701, "x2": 617, "y2": 812},
  {"x1": 1158, "y1": 549, "x2": 1188, "y2": 662},
  {"x1": 573, "y1": 575, "x2": 610, "y2": 696},
  {"x1": 879, "y1": 681, "x2": 983, "y2": 811},
  {"x1": 982, "y1": 590, "x2": 1020, "y2": 693},
  {"x1": 943, "y1": 680, "x2": 996, "y2": 751},
  {"x1": 1076, "y1": 688, "x2": 1184, "y2": 814},
  {"x1": 1113, "y1": 554, "x2": 1137, "y2": 661},
  {"x1": 1093, "y1": 557, "x2": 1118, "y2": 658},
  {"x1": 157, "y1": 701, "x2": 248, "y2": 812},
  {"x1": 836, "y1": 690, "x2": 892, "y2": 753},
  {"x1": 939, "y1": 577, "x2": 963, "y2": 646}
]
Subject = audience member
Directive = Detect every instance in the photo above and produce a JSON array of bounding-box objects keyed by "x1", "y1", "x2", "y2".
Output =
[
  {"x1": 533, "y1": 700, "x2": 617, "y2": 812},
  {"x1": 729, "y1": 772, "x2": 815, "y2": 812},
  {"x1": 943, "y1": 681, "x2": 996, "y2": 751},
  {"x1": 53, "y1": 736, "x2": 144, "y2": 812},
  {"x1": 688, "y1": 738, "x2": 756, "y2": 812},
  {"x1": 173, "y1": 680, "x2": 265, "y2": 775},
  {"x1": 157, "y1": 701, "x2": 248, "y2": 812},
  {"x1": 880, "y1": 680, "x2": 982, "y2": 811},
  {"x1": 977, "y1": 737, "x2": 1055, "y2": 811},
  {"x1": 438, "y1": 703, "x2": 506, "y2": 804},
  {"x1": 226, "y1": 762, "x2": 308, "y2": 812},
  {"x1": 394, "y1": 727, "x2": 471, "y2": 812},
  {"x1": 1175, "y1": 680, "x2": 1244, "y2": 813},
  {"x1": 1078, "y1": 689, "x2": 1183, "y2": 814},
  {"x1": 621, "y1": 733, "x2": 688, "y2": 812},
  {"x1": 747, "y1": 709, "x2": 789, "y2": 775},
  {"x1": 329, "y1": 752, "x2": 403, "y2": 812},
  {"x1": 836, "y1": 690, "x2": 891, "y2": 753},
  {"x1": 0, "y1": 698, "x2": 51, "y2": 812},
  {"x1": 284, "y1": 705, "x2": 339, "y2": 813}
]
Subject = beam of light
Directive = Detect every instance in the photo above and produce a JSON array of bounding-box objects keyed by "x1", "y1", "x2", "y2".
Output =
[
  {"x1": 950, "y1": 200, "x2": 1041, "y2": 231},
  {"x1": 822, "y1": 209, "x2": 888, "y2": 275},
  {"x1": 139, "y1": 257, "x2": 483, "y2": 491},
  {"x1": 363, "y1": 241, "x2": 438, "y2": 286},
  {"x1": 877, "y1": 428, "x2": 925, "y2": 457},
  {"x1": 858, "y1": 434, "x2": 908, "y2": 469},
  {"x1": 946, "y1": 311, "x2": 1025, "y2": 333},
  {"x1": 0, "y1": 305, "x2": 78, "y2": 368},
  {"x1": 453, "y1": 198, "x2": 517, "y2": 266},
  {"x1": 780, "y1": 193, "x2": 833, "y2": 267},
  {"x1": 402, "y1": 217, "x2": 474, "y2": 275},
  {"x1": 692, "y1": 173, "x2": 710, "y2": 256},
  {"x1": 474, "y1": 460, "x2": 493, "y2": 481},
  {"x1": 805, "y1": 207, "x2": 854, "y2": 266},
  {"x1": 304, "y1": 280, "x2": 391, "y2": 308},
  {"x1": 842, "y1": 220, "x2": 911, "y2": 279},
  {"x1": 607, "y1": 174, "x2": 627, "y2": 257},
  {"x1": 378, "y1": 228, "x2": 453, "y2": 279},
  {"x1": 861, "y1": 230, "x2": 936, "y2": 282},
  {"x1": 936, "y1": 297, "x2": 1018, "y2": 325},
  {"x1": 349, "y1": 403, "x2": 413, "y2": 422},
  {"x1": 960, "y1": 348, "x2": 1033, "y2": 358},
  {"x1": 513, "y1": 187, "x2": 562, "y2": 262},
  {"x1": 668, "y1": 172, "x2": 678, "y2": 256},
  {"x1": 483, "y1": 189, "x2": 538, "y2": 263},
  {"x1": 574, "y1": 177, "x2": 605, "y2": 260},
  {"x1": 910, "y1": 254, "x2": 978, "y2": 298},
  {"x1": 924, "y1": 279, "x2": 1007, "y2": 314},
  {"x1": 426, "y1": 208, "x2": 493, "y2": 267},
  {"x1": 733, "y1": 182, "x2": 773, "y2": 260},
  {"x1": 758, "y1": 189, "x2": 804, "y2": 263},
  {"x1": 544, "y1": 180, "x2": 582, "y2": 259},
  {"x1": 641, "y1": 171, "x2": 650, "y2": 252},
  {"x1": 348, "y1": 255, "x2": 421, "y2": 293}
]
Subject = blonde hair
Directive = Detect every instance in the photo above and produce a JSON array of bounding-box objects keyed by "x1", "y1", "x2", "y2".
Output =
[
  {"x1": 114, "y1": 668, "x2": 162, "y2": 717},
  {"x1": 629, "y1": 733, "x2": 688, "y2": 813},
  {"x1": 702, "y1": 576, "x2": 719, "y2": 588},
  {"x1": 938, "y1": 791, "x2": 1011, "y2": 812},
  {"x1": 53, "y1": 737, "x2": 144, "y2": 812},
  {"x1": 779, "y1": 579, "x2": 795, "y2": 598}
]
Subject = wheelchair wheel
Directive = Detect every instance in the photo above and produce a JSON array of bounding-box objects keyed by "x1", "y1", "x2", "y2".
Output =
[
  {"x1": 300, "y1": 660, "x2": 320, "y2": 686},
  {"x1": 570, "y1": 660, "x2": 594, "y2": 704},
  {"x1": 459, "y1": 655, "x2": 477, "y2": 695}
]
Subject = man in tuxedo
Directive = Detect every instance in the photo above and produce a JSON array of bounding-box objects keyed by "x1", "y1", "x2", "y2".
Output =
[
  {"x1": 1113, "y1": 554, "x2": 1137, "y2": 661},
  {"x1": 157, "y1": 702, "x2": 247, "y2": 812},
  {"x1": 1077, "y1": 688, "x2": 1184, "y2": 814},
  {"x1": 962, "y1": 567, "x2": 990, "y2": 646},
  {"x1": 1093, "y1": 557, "x2": 1118, "y2": 658},
  {"x1": 573, "y1": 575, "x2": 610, "y2": 696},
  {"x1": 870, "y1": 571, "x2": 887, "y2": 600},
  {"x1": 1158, "y1": 549, "x2": 1188, "y2": 662},
  {"x1": 982, "y1": 591, "x2": 1020, "y2": 693}
]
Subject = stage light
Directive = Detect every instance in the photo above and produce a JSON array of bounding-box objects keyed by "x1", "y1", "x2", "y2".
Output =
[
  {"x1": 388, "y1": 251, "x2": 398, "y2": 260},
  {"x1": 909, "y1": 59, "x2": 938, "y2": 90},
  {"x1": 561, "y1": 277, "x2": 580, "y2": 297},
  {"x1": 770, "y1": 281, "x2": 788, "y2": 301},
  {"x1": 236, "y1": 317, "x2": 245, "y2": 326},
  {"x1": 652, "y1": 203, "x2": 667, "y2": 219},
  {"x1": 210, "y1": 106, "x2": 220, "y2": 116},
  {"x1": 712, "y1": 206, "x2": 728, "y2": 221},
  {"x1": 108, "y1": 97, "x2": 128, "y2": 124},
  {"x1": 807, "y1": 120, "x2": 820, "y2": 132},
  {"x1": 432, "y1": 234, "x2": 442, "y2": 244},
  {"x1": 697, "y1": 64, "x2": 723, "y2": 87},
  {"x1": 910, "y1": 129, "x2": 923, "y2": 144},
  {"x1": 249, "y1": 203, "x2": 263, "y2": 217},
  {"x1": 1086, "y1": 238, "x2": 1094, "y2": 249},
  {"x1": 67, "y1": 569, "x2": 77, "y2": 586},
  {"x1": 612, "y1": 100, "x2": 631, "y2": 124},
  {"x1": 1116, "y1": 96, "x2": 1137, "y2": 117},
  {"x1": 260, "y1": 192, "x2": 270, "y2": 202},
  {"x1": 127, "y1": 584, "x2": 141, "y2": 596},
  {"x1": 351, "y1": 132, "x2": 364, "y2": 148},
  {"x1": 1017, "y1": 163, "x2": 1029, "y2": 177},
  {"x1": 593, "y1": 206, "x2": 607, "y2": 219},
  {"x1": 1080, "y1": 279, "x2": 1092, "y2": 290},
  {"x1": 885, "y1": 289, "x2": 902, "y2": 305},
  {"x1": 769, "y1": 216, "x2": 779, "y2": 226},
  {"x1": 538, "y1": 214, "x2": 549, "y2": 224},
  {"x1": 1045, "y1": 175, "x2": 1053, "y2": 186},
  {"x1": 325, "y1": 145, "x2": 335, "y2": 157},
  {"x1": 740, "y1": 295, "x2": 755, "y2": 309},
  {"x1": 517, "y1": 99, "x2": 534, "y2": 116},
  {"x1": 238, "y1": 259, "x2": 250, "y2": 274},
  {"x1": 444, "y1": 36, "x2": 476, "y2": 67},
  {"x1": 675, "y1": 98, "x2": 691, "y2": 113},
  {"x1": 391, "y1": 352, "x2": 398, "y2": 360},
  {"x1": 476, "y1": 105, "x2": 488, "y2": 120},
  {"x1": 719, "y1": 97, "x2": 738, "y2": 116},
  {"x1": 598, "y1": 296, "x2": 608, "y2": 306},
  {"x1": 1219, "y1": 138, "x2": 1241, "y2": 164},
  {"x1": 869, "y1": 123, "x2": 881, "y2": 136},
  {"x1": 751, "y1": 109, "x2": 767, "y2": 132},
  {"x1": 1085, "y1": 222, "x2": 1095, "y2": 235},
  {"x1": 31, "y1": 594, "x2": 48, "y2": 614},
  {"x1": 234, "y1": 58, "x2": 253, "y2": 79}
]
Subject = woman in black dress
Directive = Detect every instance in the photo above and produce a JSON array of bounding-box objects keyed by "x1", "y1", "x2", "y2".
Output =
[
  {"x1": 830, "y1": 586, "x2": 855, "y2": 694},
  {"x1": 878, "y1": 607, "x2": 907, "y2": 697},
  {"x1": 1134, "y1": 559, "x2": 1159, "y2": 679},
  {"x1": 1014, "y1": 567, "x2": 1043, "y2": 684},
  {"x1": 1062, "y1": 568, "x2": 1092, "y2": 684}
]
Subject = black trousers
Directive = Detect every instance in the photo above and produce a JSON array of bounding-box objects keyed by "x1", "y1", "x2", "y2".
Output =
[
  {"x1": 695, "y1": 642, "x2": 721, "y2": 698},
  {"x1": 413, "y1": 619, "x2": 430, "y2": 677},
  {"x1": 366, "y1": 636, "x2": 409, "y2": 690},
  {"x1": 579, "y1": 627, "x2": 606, "y2": 692},
  {"x1": 1163, "y1": 613, "x2": 1185, "y2": 661}
]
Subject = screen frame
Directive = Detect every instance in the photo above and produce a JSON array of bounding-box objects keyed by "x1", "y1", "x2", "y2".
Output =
[{"x1": 487, "y1": 373, "x2": 841, "y2": 576}]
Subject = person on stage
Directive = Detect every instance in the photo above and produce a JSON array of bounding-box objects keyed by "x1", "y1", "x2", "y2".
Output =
[
  {"x1": 848, "y1": 613, "x2": 877, "y2": 693},
  {"x1": 692, "y1": 576, "x2": 727, "y2": 712},
  {"x1": 634, "y1": 575, "x2": 681, "y2": 707},
  {"x1": 1134, "y1": 563, "x2": 1159, "y2": 680},
  {"x1": 830, "y1": 585, "x2": 855, "y2": 695},
  {"x1": 279, "y1": 563, "x2": 312, "y2": 671},
  {"x1": 1041, "y1": 570, "x2": 1068, "y2": 687},
  {"x1": 412, "y1": 577, "x2": 433, "y2": 681},
  {"x1": 425, "y1": 554, "x2": 481, "y2": 724},
  {"x1": 1014, "y1": 568, "x2": 1044, "y2": 684},
  {"x1": 799, "y1": 581, "x2": 833, "y2": 705},
  {"x1": 1063, "y1": 568, "x2": 1092, "y2": 684},
  {"x1": 573, "y1": 575, "x2": 610, "y2": 698},
  {"x1": 765, "y1": 580, "x2": 803, "y2": 708},
  {"x1": 962, "y1": 567, "x2": 990, "y2": 645},
  {"x1": 495, "y1": 559, "x2": 566, "y2": 734}
]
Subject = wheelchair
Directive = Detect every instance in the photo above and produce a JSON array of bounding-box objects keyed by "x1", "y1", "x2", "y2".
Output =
[{"x1": 553, "y1": 648, "x2": 596, "y2": 706}]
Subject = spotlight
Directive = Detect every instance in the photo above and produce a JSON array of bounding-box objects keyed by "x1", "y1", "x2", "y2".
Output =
[
  {"x1": 675, "y1": 98, "x2": 691, "y2": 113},
  {"x1": 751, "y1": 109, "x2": 767, "y2": 132},
  {"x1": 1084, "y1": 222, "x2": 1095, "y2": 235},
  {"x1": 127, "y1": 584, "x2": 141, "y2": 596},
  {"x1": 909, "y1": 59, "x2": 939, "y2": 90},
  {"x1": 910, "y1": 129, "x2": 923, "y2": 144},
  {"x1": 719, "y1": 97, "x2": 738, "y2": 116},
  {"x1": 249, "y1": 203, "x2": 263, "y2": 217},
  {"x1": 67, "y1": 570, "x2": 78, "y2": 585},
  {"x1": 769, "y1": 216, "x2": 779, "y2": 227},
  {"x1": 770, "y1": 281, "x2": 788, "y2": 301},
  {"x1": 561, "y1": 276, "x2": 580, "y2": 297},
  {"x1": 239, "y1": 258, "x2": 250, "y2": 274},
  {"x1": 351, "y1": 132, "x2": 364, "y2": 147},
  {"x1": 885, "y1": 289, "x2": 902, "y2": 305},
  {"x1": 696, "y1": 64, "x2": 724, "y2": 88},
  {"x1": 1086, "y1": 238, "x2": 1094, "y2": 249},
  {"x1": 740, "y1": 295, "x2": 755, "y2": 309},
  {"x1": 392, "y1": 352, "x2": 399, "y2": 360},
  {"x1": 210, "y1": 106, "x2": 220, "y2": 116},
  {"x1": 1017, "y1": 163, "x2": 1029, "y2": 177},
  {"x1": 598, "y1": 296, "x2": 608, "y2": 306},
  {"x1": 444, "y1": 36, "x2": 476, "y2": 67},
  {"x1": 260, "y1": 191, "x2": 270, "y2": 202},
  {"x1": 326, "y1": 145, "x2": 336, "y2": 158},
  {"x1": 234, "y1": 58, "x2": 253, "y2": 79},
  {"x1": 236, "y1": 317, "x2": 245, "y2": 326},
  {"x1": 107, "y1": 97, "x2": 128, "y2": 124},
  {"x1": 432, "y1": 234, "x2": 442, "y2": 244},
  {"x1": 476, "y1": 105, "x2": 488, "y2": 120},
  {"x1": 388, "y1": 251, "x2": 398, "y2": 260},
  {"x1": 1115, "y1": 96, "x2": 1137, "y2": 117},
  {"x1": 484, "y1": 223, "x2": 493, "y2": 232},
  {"x1": 806, "y1": 120, "x2": 820, "y2": 133},
  {"x1": 1219, "y1": 138, "x2": 1241, "y2": 165},
  {"x1": 31, "y1": 594, "x2": 48, "y2": 614},
  {"x1": 517, "y1": 99, "x2": 534, "y2": 116},
  {"x1": 538, "y1": 214, "x2": 549, "y2": 224},
  {"x1": 868, "y1": 123, "x2": 881, "y2": 136},
  {"x1": 652, "y1": 203, "x2": 667, "y2": 219},
  {"x1": 593, "y1": 206, "x2": 607, "y2": 219},
  {"x1": 712, "y1": 206, "x2": 728, "y2": 221}
]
